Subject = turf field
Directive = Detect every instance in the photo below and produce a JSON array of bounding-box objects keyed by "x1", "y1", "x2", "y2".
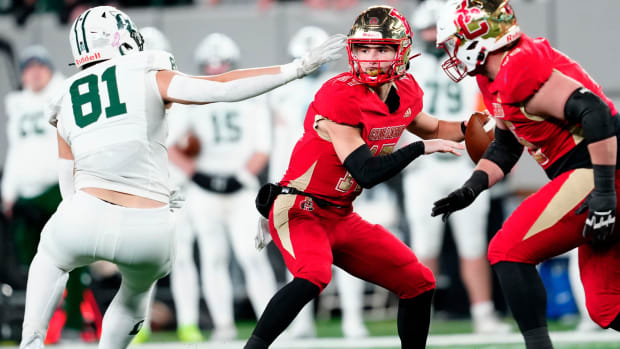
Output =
[{"x1": 3, "y1": 318, "x2": 620, "y2": 349}]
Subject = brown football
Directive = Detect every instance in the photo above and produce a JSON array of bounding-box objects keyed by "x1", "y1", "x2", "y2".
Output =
[
  {"x1": 464, "y1": 111, "x2": 495, "y2": 164},
  {"x1": 177, "y1": 133, "x2": 201, "y2": 158}
]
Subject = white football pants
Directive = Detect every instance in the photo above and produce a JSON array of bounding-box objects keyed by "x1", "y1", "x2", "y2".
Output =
[
  {"x1": 403, "y1": 158, "x2": 490, "y2": 259},
  {"x1": 183, "y1": 184, "x2": 278, "y2": 329},
  {"x1": 19, "y1": 191, "x2": 174, "y2": 349}
]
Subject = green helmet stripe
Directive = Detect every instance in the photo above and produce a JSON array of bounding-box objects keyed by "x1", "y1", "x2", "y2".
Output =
[
  {"x1": 80, "y1": 9, "x2": 91, "y2": 53},
  {"x1": 73, "y1": 13, "x2": 82, "y2": 55}
]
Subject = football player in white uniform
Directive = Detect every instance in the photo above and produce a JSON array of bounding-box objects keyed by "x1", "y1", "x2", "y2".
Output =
[
  {"x1": 18, "y1": 6, "x2": 345, "y2": 349},
  {"x1": 168, "y1": 33, "x2": 278, "y2": 342},
  {"x1": 268, "y1": 25, "x2": 368, "y2": 339},
  {"x1": 399, "y1": 0, "x2": 509, "y2": 334}
]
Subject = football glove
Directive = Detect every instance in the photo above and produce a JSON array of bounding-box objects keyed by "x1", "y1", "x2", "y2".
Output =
[
  {"x1": 576, "y1": 191, "x2": 616, "y2": 249},
  {"x1": 294, "y1": 34, "x2": 346, "y2": 78},
  {"x1": 431, "y1": 186, "x2": 477, "y2": 223},
  {"x1": 169, "y1": 188, "x2": 185, "y2": 209}
]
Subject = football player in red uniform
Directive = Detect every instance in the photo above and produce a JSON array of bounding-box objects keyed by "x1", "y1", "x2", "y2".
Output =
[
  {"x1": 431, "y1": 1, "x2": 620, "y2": 348},
  {"x1": 245, "y1": 6, "x2": 468, "y2": 349}
]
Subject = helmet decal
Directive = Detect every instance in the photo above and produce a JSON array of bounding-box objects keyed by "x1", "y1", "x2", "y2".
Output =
[{"x1": 436, "y1": 0, "x2": 521, "y2": 82}]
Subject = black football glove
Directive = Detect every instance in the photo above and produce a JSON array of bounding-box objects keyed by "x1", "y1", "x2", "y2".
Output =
[
  {"x1": 432, "y1": 170, "x2": 489, "y2": 222},
  {"x1": 431, "y1": 187, "x2": 477, "y2": 223},
  {"x1": 576, "y1": 191, "x2": 616, "y2": 250}
]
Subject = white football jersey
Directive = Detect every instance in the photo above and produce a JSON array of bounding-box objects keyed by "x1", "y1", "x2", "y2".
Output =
[
  {"x1": 400, "y1": 53, "x2": 481, "y2": 168},
  {"x1": 48, "y1": 50, "x2": 177, "y2": 203},
  {"x1": 168, "y1": 96, "x2": 271, "y2": 175},
  {"x1": 267, "y1": 73, "x2": 330, "y2": 182},
  {"x1": 2, "y1": 73, "x2": 65, "y2": 203}
]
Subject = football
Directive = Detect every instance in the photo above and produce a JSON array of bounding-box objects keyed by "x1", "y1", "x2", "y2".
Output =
[
  {"x1": 176, "y1": 133, "x2": 201, "y2": 158},
  {"x1": 464, "y1": 112, "x2": 495, "y2": 164}
]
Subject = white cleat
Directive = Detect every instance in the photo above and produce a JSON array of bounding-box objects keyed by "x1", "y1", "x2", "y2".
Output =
[
  {"x1": 473, "y1": 314, "x2": 512, "y2": 334},
  {"x1": 342, "y1": 319, "x2": 369, "y2": 338},
  {"x1": 209, "y1": 325, "x2": 237, "y2": 342}
]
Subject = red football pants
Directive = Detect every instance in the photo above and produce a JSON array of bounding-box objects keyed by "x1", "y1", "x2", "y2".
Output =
[
  {"x1": 269, "y1": 194, "x2": 435, "y2": 299},
  {"x1": 488, "y1": 168, "x2": 620, "y2": 327}
]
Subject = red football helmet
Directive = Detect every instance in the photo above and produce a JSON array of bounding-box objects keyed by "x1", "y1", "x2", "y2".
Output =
[{"x1": 347, "y1": 6, "x2": 416, "y2": 86}]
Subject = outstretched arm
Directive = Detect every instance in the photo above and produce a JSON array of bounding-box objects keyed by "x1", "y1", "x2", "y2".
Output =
[
  {"x1": 431, "y1": 118, "x2": 522, "y2": 221},
  {"x1": 157, "y1": 34, "x2": 346, "y2": 105}
]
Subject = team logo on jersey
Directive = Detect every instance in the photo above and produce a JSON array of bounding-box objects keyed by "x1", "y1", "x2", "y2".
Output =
[
  {"x1": 403, "y1": 108, "x2": 412, "y2": 118},
  {"x1": 300, "y1": 197, "x2": 314, "y2": 212}
]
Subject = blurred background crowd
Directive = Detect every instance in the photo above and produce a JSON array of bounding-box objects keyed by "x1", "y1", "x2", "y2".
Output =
[{"x1": 1, "y1": 0, "x2": 619, "y2": 345}]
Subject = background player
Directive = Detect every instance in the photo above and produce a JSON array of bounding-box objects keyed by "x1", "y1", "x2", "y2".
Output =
[
  {"x1": 399, "y1": 0, "x2": 509, "y2": 334},
  {"x1": 18, "y1": 5, "x2": 345, "y2": 349},
  {"x1": 432, "y1": 1, "x2": 620, "y2": 348},
  {"x1": 268, "y1": 25, "x2": 368, "y2": 339},
  {"x1": 245, "y1": 6, "x2": 467, "y2": 349},
  {"x1": 168, "y1": 32, "x2": 279, "y2": 342}
]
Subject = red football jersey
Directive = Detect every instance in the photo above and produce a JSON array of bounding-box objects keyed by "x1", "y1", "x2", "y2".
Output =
[
  {"x1": 280, "y1": 72, "x2": 424, "y2": 206},
  {"x1": 477, "y1": 34, "x2": 617, "y2": 173}
]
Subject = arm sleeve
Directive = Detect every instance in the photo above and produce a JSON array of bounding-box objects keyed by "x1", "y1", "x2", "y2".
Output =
[
  {"x1": 343, "y1": 141, "x2": 425, "y2": 189},
  {"x1": 166, "y1": 62, "x2": 299, "y2": 104}
]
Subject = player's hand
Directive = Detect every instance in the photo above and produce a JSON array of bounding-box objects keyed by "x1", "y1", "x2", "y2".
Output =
[
  {"x1": 169, "y1": 189, "x2": 185, "y2": 209},
  {"x1": 431, "y1": 187, "x2": 477, "y2": 223},
  {"x1": 295, "y1": 34, "x2": 346, "y2": 78},
  {"x1": 422, "y1": 139, "x2": 464, "y2": 156},
  {"x1": 576, "y1": 191, "x2": 617, "y2": 249}
]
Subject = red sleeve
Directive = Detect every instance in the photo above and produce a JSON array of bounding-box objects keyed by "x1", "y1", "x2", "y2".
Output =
[
  {"x1": 406, "y1": 74, "x2": 424, "y2": 119},
  {"x1": 312, "y1": 80, "x2": 362, "y2": 126},
  {"x1": 496, "y1": 38, "x2": 553, "y2": 104}
]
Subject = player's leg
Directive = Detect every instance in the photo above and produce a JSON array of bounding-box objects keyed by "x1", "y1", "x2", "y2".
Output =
[
  {"x1": 19, "y1": 250, "x2": 70, "y2": 349},
  {"x1": 285, "y1": 271, "x2": 317, "y2": 339},
  {"x1": 245, "y1": 195, "x2": 333, "y2": 349},
  {"x1": 334, "y1": 213, "x2": 435, "y2": 349},
  {"x1": 334, "y1": 267, "x2": 368, "y2": 338},
  {"x1": 403, "y1": 169, "x2": 444, "y2": 274},
  {"x1": 567, "y1": 248, "x2": 600, "y2": 331},
  {"x1": 578, "y1": 240, "x2": 620, "y2": 330},
  {"x1": 19, "y1": 197, "x2": 83, "y2": 349},
  {"x1": 169, "y1": 205, "x2": 203, "y2": 342},
  {"x1": 488, "y1": 169, "x2": 593, "y2": 349},
  {"x1": 228, "y1": 190, "x2": 278, "y2": 318},
  {"x1": 451, "y1": 190, "x2": 510, "y2": 333},
  {"x1": 189, "y1": 188, "x2": 236, "y2": 340}
]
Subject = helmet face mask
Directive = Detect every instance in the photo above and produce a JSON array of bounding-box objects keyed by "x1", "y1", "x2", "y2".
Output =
[
  {"x1": 347, "y1": 6, "x2": 414, "y2": 86},
  {"x1": 69, "y1": 6, "x2": 144, "y2": 69},
  {"x1": 436, "y1": 0, "x2": 521, "y2": 82}
]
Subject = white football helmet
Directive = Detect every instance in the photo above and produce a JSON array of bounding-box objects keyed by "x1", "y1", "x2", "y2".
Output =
[
  {"x1": 436, "y1": 0, "x2": 521, "y2": 82},
  {"x1": 69, "y1": 6, "x2": 144, "y2": 68},
  {"x1": 288, "y1": 26, "x2": 329, "y2": 59},
  {"x1": 140, "y1": 26, "x2": 171, "y2": 52},
  {"x1": 411, "y1": 0, "x2": 445, "y2": 31},
  {"x1": 194, "y1": 33, "x2": 240, "y2": 74}
]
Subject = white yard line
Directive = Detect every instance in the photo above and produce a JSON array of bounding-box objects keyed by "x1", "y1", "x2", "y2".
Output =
[{"x1": 5, "y1": 330, "x2": 620, "y2": 348}]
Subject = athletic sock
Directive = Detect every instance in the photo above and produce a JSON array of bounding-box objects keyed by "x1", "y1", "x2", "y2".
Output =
[
  {"x1": 397, "y1": 289, "x2": 434, "y2": 349},
  {"x1": 493, "y1": 261, "x2": 552, "y2": 348},
  {"x1": 244, "y1": 278, "x2": 320, "y2": 349}
]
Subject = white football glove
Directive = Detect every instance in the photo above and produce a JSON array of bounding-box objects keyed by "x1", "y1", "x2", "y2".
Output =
[
  {"x1": 169, "y1": 188, "x2": 185, "y2": 209},
  {"x1": 255, "y1": 216, "x2": 272, "y2": 251},
  {"x1": 293, "y1": 34, "x2": 346, "y2": 78}
]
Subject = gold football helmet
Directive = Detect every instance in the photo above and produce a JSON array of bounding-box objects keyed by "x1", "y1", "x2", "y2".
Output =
[{"x1": 347, "y1": 6, "x2": 415, "y2": 85}]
